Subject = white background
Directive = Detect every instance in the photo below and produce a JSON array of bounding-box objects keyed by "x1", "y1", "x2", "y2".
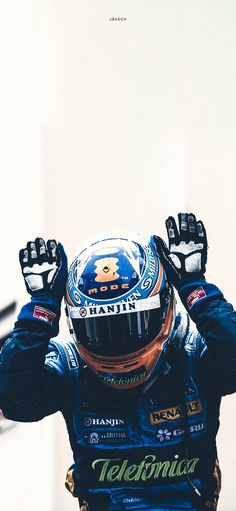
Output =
[{"x1": 0, "y1": 1, "x2": 236, "y2": 510}]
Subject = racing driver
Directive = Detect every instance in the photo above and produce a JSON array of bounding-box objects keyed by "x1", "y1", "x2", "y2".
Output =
[{"x1": 0, "y1": 213, "x2": 236, "y2": 511}]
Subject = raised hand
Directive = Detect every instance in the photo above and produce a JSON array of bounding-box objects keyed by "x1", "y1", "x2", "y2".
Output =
[
  {"x1": 19, "y1": 238, "x2": 68, "y2": 301},
  {"x1": 154, "y1": 213, "x2": 208, "y2": 290}
]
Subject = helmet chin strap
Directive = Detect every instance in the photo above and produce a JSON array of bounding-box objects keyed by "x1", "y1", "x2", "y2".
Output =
[
  {"x1": 140, "y1": 343, "x2": 172, "y2": 396},
  {"x1": 140, "y1": 364, "x2": 164, "y2": 395},
  {"x1": 141, "y1": 308, "x2": 189, "y2": 396}
]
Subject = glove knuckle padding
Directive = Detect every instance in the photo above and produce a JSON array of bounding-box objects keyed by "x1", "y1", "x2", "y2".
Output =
[
  {"x1": 47, "y1": 265, "x2": 59, "y2": 285},
  {"x1": 185, "y1": 253, "x2": 202, "y2": 273},
  {"x1": 156, "y1": 213, "x2": 208, "y2": 289},
  {"x1": 169, "y1": 253, "x2": 182, "y2": 269},
  {"x1": 25, "y1": 274, "x2": 44, "y2": 292},
  {"x1": 19, "y1": 238, "x2": 67, "y2": 299}
]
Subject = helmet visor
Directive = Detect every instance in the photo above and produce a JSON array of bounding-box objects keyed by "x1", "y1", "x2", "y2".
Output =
[{"x1": 69, "y1": 295, "x2": 170, "y2": 356}]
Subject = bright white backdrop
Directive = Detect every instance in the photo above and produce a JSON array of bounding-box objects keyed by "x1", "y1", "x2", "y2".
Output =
[{"x1": 0, "y1": 1, "x2": 236, "y2": 510}]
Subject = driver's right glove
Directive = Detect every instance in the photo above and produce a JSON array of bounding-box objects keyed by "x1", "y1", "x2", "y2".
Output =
[{"x1": 16, "y1": 238, "x2": 68, "y2": 337}]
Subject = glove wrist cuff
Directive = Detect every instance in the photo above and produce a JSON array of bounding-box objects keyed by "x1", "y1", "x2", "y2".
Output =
[
  {"x1": 174, "y1": 275, "x2": 206, "y2": 291},
  {"x1": 178, "y1": 281, "x2": 224, "y2": 320},
  {"x1": 30, "y1": 290, "x2": 63, "y2": 306},
  {"x1": 17, "y1": 295, "x2": 61, "y2": 337}
]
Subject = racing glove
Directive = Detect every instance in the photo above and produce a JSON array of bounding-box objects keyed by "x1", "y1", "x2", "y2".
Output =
[
  {"x1": 17, "y1": 238, "x2": 68, "y2": 336},
  {"x1": 154, "y1": 213, "x2": 223, "y2": 318},
  {"x1": 155, "y1": 213, "x2": 207, "y2": 288}
]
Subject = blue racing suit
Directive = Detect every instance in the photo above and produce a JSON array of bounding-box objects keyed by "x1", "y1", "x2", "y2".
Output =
[{"x1": 0, "y1": 281, "x2": 236, "y2": 511}]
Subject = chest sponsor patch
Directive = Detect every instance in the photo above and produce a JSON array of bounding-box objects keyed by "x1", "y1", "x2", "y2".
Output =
[
  {"x1": 83, "y1": 417, "x2": 126, "y2": 427},
  {"x1": 155, "y1": 422, "x2": 205, "y2": 443},
  {"x1": 85, "y1": 430, "x2": 128, "y2": 445},
  {"x1": 150, "y1": 399, "x2": 203, "y2": 425},
  {"x1": 89, "y1": 449, "x2": 201, "y2": 487}
]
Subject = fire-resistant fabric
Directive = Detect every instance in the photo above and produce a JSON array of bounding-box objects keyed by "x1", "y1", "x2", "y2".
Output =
[{"x1": 0, "y1": 282, "x2": 236, "y2": 510}]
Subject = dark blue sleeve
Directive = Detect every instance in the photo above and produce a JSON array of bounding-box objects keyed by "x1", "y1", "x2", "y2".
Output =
[
  {"x1": 178, "y1": 281, "x2": 236, "y2": 395},
  {"x1": 0, "y1": 295, "x2": 77, "y2": 421}
]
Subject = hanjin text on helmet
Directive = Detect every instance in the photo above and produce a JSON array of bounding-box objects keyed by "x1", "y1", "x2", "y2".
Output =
[{"x1": 79, "y1": 302, "x2": 136, "y2": 317}]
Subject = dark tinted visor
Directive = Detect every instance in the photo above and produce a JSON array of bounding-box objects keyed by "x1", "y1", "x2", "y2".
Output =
[{"x1": 71, "y1": 306, "x2": 166, "y2": 356}]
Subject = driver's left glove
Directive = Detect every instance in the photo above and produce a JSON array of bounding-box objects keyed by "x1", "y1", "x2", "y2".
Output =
[{"x1": 154, "y1": 213, "x2": 223, "y2": 318}]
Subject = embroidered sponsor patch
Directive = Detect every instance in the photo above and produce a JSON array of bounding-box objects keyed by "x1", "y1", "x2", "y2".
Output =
[
  {"x1": 83, "y1": 417, "x2": 126, "y2": 427},
  {"x1": 67, "y1": 444, "x2": 203, "y2": 492},
  {"x1": 45, "y1": 350, "x2": 59, "y2": 364},
  {"x1": 90, "y1": 451, "x2": 200, "y2": 486},
  {"x1": 123, "y1": 498, "x2": 142, "y2": 504},
  {"x1": 33, "y1": 306, "x2": 56, "y2": 324},
  {"x1": 85, "y1": 430, "x2": 128, "y2": 445},
  {"x1": 186, "y1": 286, "x2": 206, "y2": 309},
  {"x1": 64, "y1": 342, "x2": 79, "y2": 370},
  {"x1": 155, "y1": 422, "x2": 204, "y2": 443},
  {"x1": 150, "y1": 400, "x2": 203, "y2": 425},
  {"x1": 97, "y1": 366, "x2": 147, "y2": 387}
]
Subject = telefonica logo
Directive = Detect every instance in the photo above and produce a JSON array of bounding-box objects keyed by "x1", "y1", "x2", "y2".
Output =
[
  {"x1": 98, "y1": 367, "x2": 147, "y2": 386},
  {"x1": 92, "y1": 454, "x2": 200, "y2": 483}
]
